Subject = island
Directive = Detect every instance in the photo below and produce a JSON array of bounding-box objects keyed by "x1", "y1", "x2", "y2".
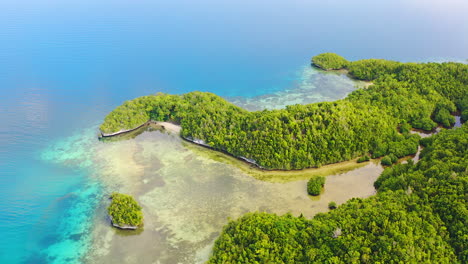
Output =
[
  {"x1": 311, "y1": 52, "x2": 348, "y2": 70},
  {"x1": 99, "y1": 53, "x2": 467, "y2": 170},
  {"x1": 307, "y1": 176, "x2": 325, "y2": 196},
  {"x1": 99, "y1": 53, "x2": 467, "y2": 263},
  {"x1": 108, "y1": 193, "x2": 143, "y2": 230}
]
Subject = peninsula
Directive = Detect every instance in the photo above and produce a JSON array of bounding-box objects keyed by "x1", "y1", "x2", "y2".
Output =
[
  {"x1": 98, "y1": 53, "x2": 467, "y2": 263},
  {"x1": 100, "y1": 53, "x2": 467, "y2": 170}
]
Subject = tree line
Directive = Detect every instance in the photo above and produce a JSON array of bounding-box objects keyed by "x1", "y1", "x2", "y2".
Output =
[
  {"x1": 208, "y1": 123, "x2": 467, "y2": 263},
  {"x1": 100, "y1": 53, "x2": 467, "y2": 170}
]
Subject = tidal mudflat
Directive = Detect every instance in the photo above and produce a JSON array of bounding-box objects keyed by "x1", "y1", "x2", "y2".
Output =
[{"x1": 45, "y1": 127, "x2": 382, "y2": 264}]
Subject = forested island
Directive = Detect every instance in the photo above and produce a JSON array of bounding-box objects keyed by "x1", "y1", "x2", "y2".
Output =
[
  {"x1": 100, "y1": 53, "x2": 467, "y2": 170},
  {"x1": 99, "y1": 54, "x2": 467, "y2": 262},
  {"x1": 108, "y1": 193, "x2": 143, "y2": 230}
]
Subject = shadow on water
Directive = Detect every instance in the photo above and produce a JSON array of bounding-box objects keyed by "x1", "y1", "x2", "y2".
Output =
[{"x1": 114, "y1": 227, "x2": 144, "y2": 236}]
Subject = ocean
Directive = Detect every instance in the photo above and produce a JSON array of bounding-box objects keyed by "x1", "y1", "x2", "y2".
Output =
[{"x1": 0, "y1": 0, "x2": 467, "y2": 263}]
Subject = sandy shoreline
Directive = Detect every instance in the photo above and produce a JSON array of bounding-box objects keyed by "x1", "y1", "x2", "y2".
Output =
[{"x1": 101, "y1": 121, "x2": 181, "y2": 137}]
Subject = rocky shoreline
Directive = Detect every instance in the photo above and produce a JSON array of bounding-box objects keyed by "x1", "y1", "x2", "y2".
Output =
[
  {"x1": 100, "y1": 120, "x2": 181, "y2": 138},
  {"x1": 100, "y1": 121, "x2": 154, "y2": 137},
  {"x1": 100, "y1": 121, "x2": 264, "y2": 169},
  {"x1": 109, "y1": 215, "x2": 138, "y2": 230}
]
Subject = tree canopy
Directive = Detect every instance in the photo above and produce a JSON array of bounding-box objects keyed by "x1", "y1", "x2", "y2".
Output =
[
  {"x1": 100, "y1": 54, "x2": 467, "y2": 170},
  {"x1": 108, "y1": 193, "x2": 143, "y2": 228},
  {"x1": 208, "y1": 124, "x2": 467, "y2": 263},
  {"x1": 311, "y1": 52, "x2": 349, "y2": 70},
  {"x1": 375, "y1": 124, "x2": 468, "y2": 261},
  {"x1": 307, "y1": 176, "x2": 325, "y2": 196},
  {"x1": 98, "y1": 53, "x2": 468, "y2": 262}
]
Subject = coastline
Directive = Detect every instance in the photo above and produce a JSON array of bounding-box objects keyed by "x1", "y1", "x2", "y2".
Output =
[
  {"x1": 100, "y1": 121, "x2": 265, "y2": 169},
  {"x1": 84, "y1": 128, "x2": 383, "y2": 264},
  {"x1": 100, "y1": 121, "x2": 181, "y2": 138},
  {"x1": 185, "y1": 140, "x2": 373, "y2": 183},
  {"x1": 100, "y1": 121, "x2": 375, "y2": 182},
  {"x1": 181, "y1": 136, "x2": 264, "y2": 169},
  {"x1": 227, "y1": 65, "x2": 368, "y2": 111},
  {"x1": 98, "y1": 112, "x2": 462, "y2": 182},
  {"x1": 109, "y1": 216, "x2": 138, "y2": 230},
  {"x1": 311, "y1": 64, "x2": 373, "y2": 87}
]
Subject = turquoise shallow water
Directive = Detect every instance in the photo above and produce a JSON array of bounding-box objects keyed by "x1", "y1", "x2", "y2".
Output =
[{"x1": 1, "y1": 1, "x2": 467, "y2": 263}]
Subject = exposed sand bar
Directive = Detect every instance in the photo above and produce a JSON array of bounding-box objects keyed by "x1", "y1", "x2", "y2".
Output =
[{"x1": 158, "y1": 122, "x2": 182, "y2": 134}]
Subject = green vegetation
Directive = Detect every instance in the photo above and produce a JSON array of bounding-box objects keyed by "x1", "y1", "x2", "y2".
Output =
[
  {"x1": 307, "y1": 176, "x2": 325, "y2": 196},
  {"x1": 357, "y1": 155, "x2": 370, "y2": 163},
  {"x1": 380, "y1": 155, "x2": 392, "y2": 166},
  {"x1": 98, "y1": 54, "x2": 467, "y2": 262},
  {"x1": 209, "y1": 193, "x2": 457, "y2": 263},
  {"x1": 311, "y1": 52, "x2": 348, "y2": 70},
  {"x1": 328, "y1": 201, "x2": 337, "y2": 210},
  {"x1": 381, "y1": 154, "x2": 398, "y2": 166},
  {"x1": 458, "y1": 96, "x2": 468, "y2": 122},
  {"x1": 463, "y1": 111, "x2": 468, "y2": 122},
  {"x1": 347, "y1": 58, "x2": 400, "y2": 81},
  {"x1": 100, "y1": 54, "x2": 467, "y2": 170},
  {"x1": 185, "y1": 140, "x2": 368, "y2": 183},
  {"x1": 108, "y1": 193, "x2": 143, "y2": 228},
  {"x1": 208, "y1": 124, "x2": 467, "y2": 263},
  {"x1": 375, "y1": 124, "x2": 468, "y2": 261}
]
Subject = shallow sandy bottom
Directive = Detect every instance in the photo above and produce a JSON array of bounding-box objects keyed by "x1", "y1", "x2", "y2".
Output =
[
  {"x1": 227, "y1": 66, "x2": 367, "y2": 111},
  {"x1": 82, "y1": 130, "x2": 383, "y2": 264}
]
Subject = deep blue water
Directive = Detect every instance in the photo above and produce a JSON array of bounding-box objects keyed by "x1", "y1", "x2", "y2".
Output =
[{"x1": 1, "y1": 0, "x2": 467, "y2": 263}]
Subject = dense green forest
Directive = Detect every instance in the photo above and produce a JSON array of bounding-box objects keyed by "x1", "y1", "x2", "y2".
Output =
[
  {"x1": 374, "y1": 124, "x2": 468, "y2": 261},
  {"x1": 100, "y1": 54, "x2": 467, "y2": 170},
  {"x1": 311, "y1": 53, "x2": 348, "y2": 70},
  {"x1": 108, "y1": 193, "x2": 143, "y2": 228},
  {"x1": 207, "y1": 124, "x2": 467, "y2": 263},
  {"x1": 99, "y1": 54, "x2": 467, "y2": 262}
]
